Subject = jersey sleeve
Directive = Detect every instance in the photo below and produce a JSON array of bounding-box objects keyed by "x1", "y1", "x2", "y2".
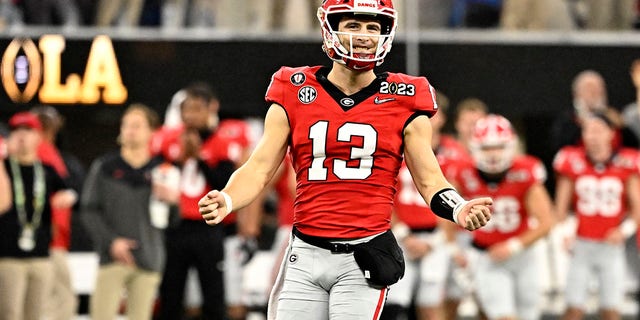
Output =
[
  {"x1": 552, "y1": 147, "x2": 576, "y2": 178},
  {"x1": 150, "y1": 126, "x2": 182, "y2": 162},
  {"x1": 265, "y1": 67, "x2": 287, "y2": 107},
  {"x1": 526, "y1": 156, "x2": 547, "y2": 184},
  {"x1": 616, "y1": 148, "x2": 640, "y2": 174},
  {"x1": 412, "y1": 77, "x2": 438, "y2": 117}
]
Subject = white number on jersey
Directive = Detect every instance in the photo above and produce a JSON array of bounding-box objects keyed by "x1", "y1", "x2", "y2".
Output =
[
  {"x1": 307, "y1": 121, "x2": 377, "y2": 181},
  {"x1": 482, "y1": 196, "x2": 521, "y2": 233},
  {"x1": 575, "y1": 175, "x2": 623, "y2": 217}
]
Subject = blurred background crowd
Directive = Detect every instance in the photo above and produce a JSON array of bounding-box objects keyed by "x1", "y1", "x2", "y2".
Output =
[{"x1": 0, "y1": 0, "x2": 638, "y2": 32}]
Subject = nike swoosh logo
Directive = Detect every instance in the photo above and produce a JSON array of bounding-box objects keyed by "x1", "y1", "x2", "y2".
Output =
[{"x1": 374, "y1": 96, "x2": 396, "y2": 104}]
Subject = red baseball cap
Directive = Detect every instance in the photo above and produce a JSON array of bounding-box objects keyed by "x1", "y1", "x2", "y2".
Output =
[{"x1": 9, "y1": 112, "x2": 42, "y2": 131}]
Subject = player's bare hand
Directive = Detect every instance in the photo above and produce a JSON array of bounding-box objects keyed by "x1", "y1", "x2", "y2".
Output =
[
  {"x1": 51, "y1": 189, "x2": 77, "y2": 209},
  {"x1": 457, "y1": 197, "x2": 492, "y2": 231},
  {"x1": 605, "y1": 228, "x2": 625, "y2": 245},
  {"x1": 198, "y1": 190, "x2": 230, "y2": 226}
]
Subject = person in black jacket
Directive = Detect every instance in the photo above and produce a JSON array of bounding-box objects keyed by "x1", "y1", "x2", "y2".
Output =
[{"x1": 81, "y1": 104, "x2": 177, "y2": 320}]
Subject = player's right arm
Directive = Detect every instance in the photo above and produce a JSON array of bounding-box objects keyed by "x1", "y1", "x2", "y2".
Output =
[
  {"x1": 552, "y1": 147, "x2": 577, "y2": 222},
  {"x1": 199, "y1": 104, "x2": 290, "y2": 225},
  {"x1": 554, "y1": 174, "x2": 573, "y2": 222}
]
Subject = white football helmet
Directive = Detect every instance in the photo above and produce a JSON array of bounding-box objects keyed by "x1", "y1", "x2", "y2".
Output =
[
  {"x1": 469, "y1": 114, "x2": 518, "y2": 174},
  {"x1": 317, "y1": 0, "x2": 397, "y2": 71}
]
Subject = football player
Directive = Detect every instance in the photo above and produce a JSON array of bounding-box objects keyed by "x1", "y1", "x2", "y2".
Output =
[
  {"x1": 554, "y1": 112, "x2": 640, "y2": 320},
  {"x1": 199, "y1": 1, "x2": 492, "y2": 319},
  {"x1": 447, "y1": 114, "x2": 554, "y2": 320},
  {"x1": 153, "y1": 83, "x2": 255, "y2": 320}
]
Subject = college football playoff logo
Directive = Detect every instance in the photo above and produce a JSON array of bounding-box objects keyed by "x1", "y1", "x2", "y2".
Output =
[{"x1": 290, "y1": 72, "x2": 306, "y2": 86}]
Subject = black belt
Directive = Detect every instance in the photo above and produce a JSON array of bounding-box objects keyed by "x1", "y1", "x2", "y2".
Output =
[{"x1": 292, "y1": 227, "x2": 356, "y2": 253}]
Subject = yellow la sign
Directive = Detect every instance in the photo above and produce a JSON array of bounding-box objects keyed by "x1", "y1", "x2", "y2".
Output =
[{"x1": 1, "y1": 35, "x2": 127, "y2": 104}]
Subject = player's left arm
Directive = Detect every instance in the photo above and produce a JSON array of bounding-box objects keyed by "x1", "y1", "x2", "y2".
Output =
[
  {"x1": 404, "y1": 115, "x2": 492, "y2": 231},
  {"x1": 554, "y1": 174, "x2": 574, "y2": 222},
  {"x1": 520, "y1": 182, "x2": 555, "y2": 247}
]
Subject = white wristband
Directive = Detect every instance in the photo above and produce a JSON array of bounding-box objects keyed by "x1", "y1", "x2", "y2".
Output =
[
  {"x1": 220, "y1": 191, "x2": 233, "y2": 214},
  {"x1": 506, "y1": 238, "x2": 524, "y2": 255},
  {"x1": 620, "y1": 218, "x2": 637, "y2": 238},
  {"x1": 452, "y1": 200, "x2": 468, "y2": 225}
]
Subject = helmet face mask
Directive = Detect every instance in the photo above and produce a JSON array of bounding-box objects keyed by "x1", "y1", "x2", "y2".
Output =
[
  {"x1": 469, "y1": 114, "x2": 517, "y2": 174},
  {"x1": 318, "y1": 0, "x2": 397, "y2": 71}
]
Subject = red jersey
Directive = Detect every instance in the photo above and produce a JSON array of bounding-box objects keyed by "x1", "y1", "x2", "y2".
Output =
[
  {"x1": 265, "y1": 66, "x2": 438, "y2": 238},
  {"x1": 436, "y1": 134, "x2": 471, "y2": 168},
  {"x1": 553, "y1": 146, "x2": 640, "y2": 240},
  {"x1": 151, "y1": 120, "x2": 252, "y2": 220},
  {"x1": 448, "y1": 156, "x2": 546, "y2": 247}
]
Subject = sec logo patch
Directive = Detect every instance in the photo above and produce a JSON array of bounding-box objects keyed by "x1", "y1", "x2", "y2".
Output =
[{"x1": 298, "y1": 86, "x2": 317, "y2": 104}]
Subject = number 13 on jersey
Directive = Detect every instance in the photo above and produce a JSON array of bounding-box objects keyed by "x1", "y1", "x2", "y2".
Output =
[{"x1": 307, "y1": 120, "x2": 378, "y2": 181}]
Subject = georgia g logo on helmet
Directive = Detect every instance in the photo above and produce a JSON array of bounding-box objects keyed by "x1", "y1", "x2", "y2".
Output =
[{"x1": 317, "y1": 0, "x2": 397, "y2": 71}]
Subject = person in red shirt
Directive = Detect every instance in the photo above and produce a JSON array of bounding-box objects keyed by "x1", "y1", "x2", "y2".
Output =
[
  {"x1": 447, "y1": 114, "x2": 554, "y2": 320},
  {"x1": 199, "y1": 1, "x2": 492, "y2": 319},
  {"x1": 153, "y1": 82, "x2": 253, "y2": 320},
  {"x1": 554, "y1": 112, "x2": 640, "y2": 320}
]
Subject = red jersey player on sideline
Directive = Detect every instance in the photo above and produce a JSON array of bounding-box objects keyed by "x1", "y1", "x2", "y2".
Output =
[
  {"x1": 447, "y1": 114, "x2": 554, "y2": 320},
  {"x1": 153, "y1": 83, "x2": 253, "y2": 320},
  {"x1": 554, "y1": 113, "x2": 640, "y2": 320},
  {"x1": 199, "y1": 1, "x2": 492, "y2": 319}
]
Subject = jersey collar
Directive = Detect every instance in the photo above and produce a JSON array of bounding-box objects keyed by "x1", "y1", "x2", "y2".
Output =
[{"x1": 315, "y1": 67, "x2": 388, "y2": 112}]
